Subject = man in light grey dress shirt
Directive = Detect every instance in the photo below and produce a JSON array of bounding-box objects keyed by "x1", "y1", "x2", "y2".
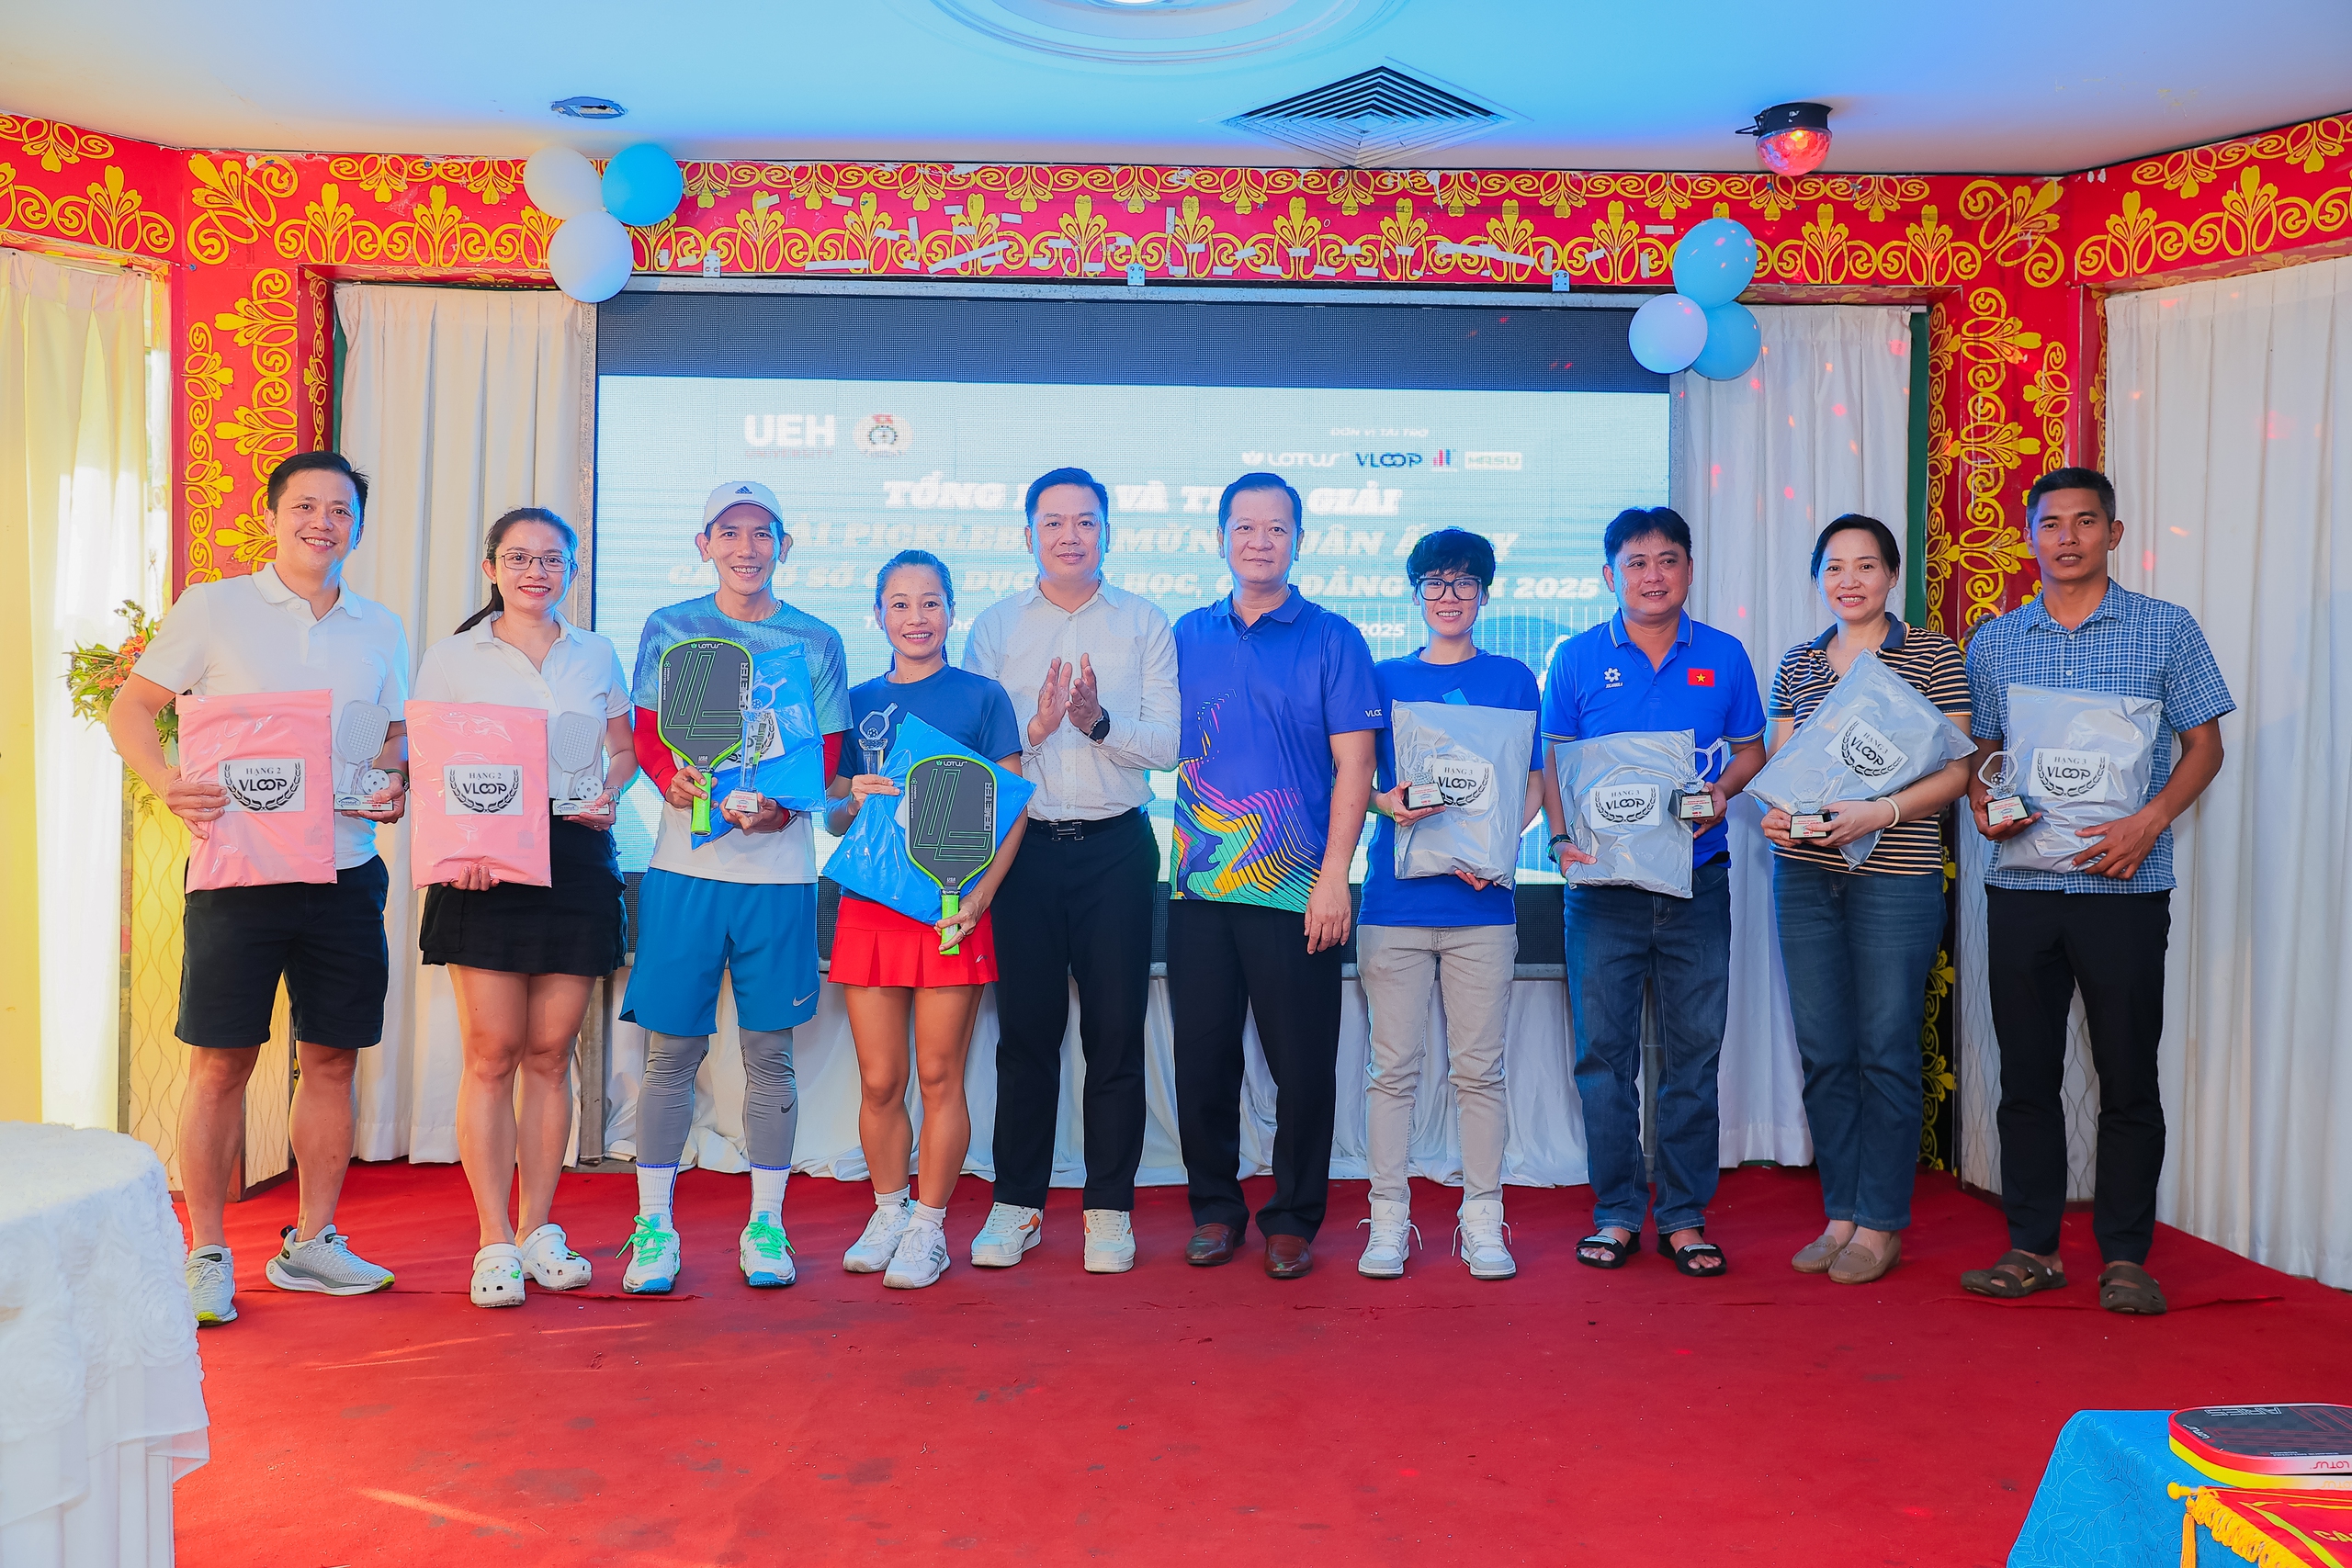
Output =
[{"x1": 960, "y1": 467, "x2": 1180, "y2": 1274}]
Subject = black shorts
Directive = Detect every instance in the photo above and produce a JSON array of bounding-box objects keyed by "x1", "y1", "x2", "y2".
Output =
[
  {"x1": 178, "y1": 856, "x2": 390, "y2": 1050},
  {"x1": 420, "y1": 818, "x2": 626, "y2": 977}
]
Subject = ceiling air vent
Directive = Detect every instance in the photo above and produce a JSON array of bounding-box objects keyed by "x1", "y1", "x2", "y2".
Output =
[{"x1": 1223, "y1": 65, "x2": 1513, "y2": 168}]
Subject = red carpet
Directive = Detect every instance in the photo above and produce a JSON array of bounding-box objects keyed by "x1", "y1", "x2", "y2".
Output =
[{"x1": 175, "y1": 1162, "x2": 2352, "y2": 1566}]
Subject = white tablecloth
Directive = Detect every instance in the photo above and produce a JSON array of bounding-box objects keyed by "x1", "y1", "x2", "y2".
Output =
[{"x1": 0, "y1": 1123, "x2": 208, "y2": 1568}]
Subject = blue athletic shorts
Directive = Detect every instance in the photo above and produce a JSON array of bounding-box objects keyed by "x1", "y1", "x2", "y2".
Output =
[{"x1": 621, "y1": 872, "x2": 820, "y2": 1035}]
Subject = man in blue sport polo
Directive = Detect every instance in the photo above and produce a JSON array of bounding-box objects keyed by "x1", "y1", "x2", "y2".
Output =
[
  {"x1": 1541, "y1": 506, "x2": 1765, "y2": 1279},
  {"x1": 1168, "y1": 471, "x2": 1383, "y2": 1280}
]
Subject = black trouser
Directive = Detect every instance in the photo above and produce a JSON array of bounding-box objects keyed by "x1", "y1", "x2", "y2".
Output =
[
  {"x1": 1986, "y1": 887, "x2": 2172, "y2": 1264},
  {"x1": 989, "y1": 810, "x2": 1156, "y2": 1212},
  {"x1": 1168, "y1": 897, "x2": 1342, "y2": 1241}
]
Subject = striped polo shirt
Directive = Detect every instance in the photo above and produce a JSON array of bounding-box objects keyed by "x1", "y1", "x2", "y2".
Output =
[{"x1": 1767, "y1": 615, "x2": 1969, "y2": 876}]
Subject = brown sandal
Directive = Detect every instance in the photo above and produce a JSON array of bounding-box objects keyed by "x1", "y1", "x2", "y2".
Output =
[
  {"x1": 2098, "y1": 1260, "x2": 2168, "y2": 1315},
  {"x1": 1960, "y1": 1249, "x2": 2067, "y2": 1298}
]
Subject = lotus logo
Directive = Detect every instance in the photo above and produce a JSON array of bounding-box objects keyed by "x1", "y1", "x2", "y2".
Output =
[
  {"x1": 1834, "y1": 717, "x2": 1908, "y2": 782},
  {"x1": 220, "y1": 759, "x2": 302, "y2": 813},
  {"x1": 445, "y1": 763, "x2": 525, "y2": 817},
  {"x1": 2030, "y1": 748, "x2": 2110, "y2": 803}
]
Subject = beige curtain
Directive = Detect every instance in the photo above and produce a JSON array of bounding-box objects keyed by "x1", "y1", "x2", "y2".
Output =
[
  {"x1": 334, "y1": 283, "x2": 594, "y2": 1160},
  {"x1": 0, "y1": 249, "x2": 165, "y2": 1129}
]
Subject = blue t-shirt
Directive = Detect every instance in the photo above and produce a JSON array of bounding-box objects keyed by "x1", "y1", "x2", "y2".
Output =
[
  {"x1": 1170, "y1": 587, "x2": 1385, "y2": 911},
  {"x1": 840, "y1": 662, "x2": 1021, "y2": 777},
  {"x1": 1360, "y1": 650, "x2": 1542, "y2": 929},
  {"x1": 1539, "y1": 610, "x2": 1766, "y2": 866}
]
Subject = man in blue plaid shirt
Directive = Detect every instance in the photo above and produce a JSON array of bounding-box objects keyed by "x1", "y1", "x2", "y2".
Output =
[{"x1": 1959, "y1": 467, "x2": 2233, "y2": 1317}]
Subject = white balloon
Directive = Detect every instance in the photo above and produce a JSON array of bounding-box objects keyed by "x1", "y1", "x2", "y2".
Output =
[
  {"x1": 547, "y1": 211, "x2": 634, "y2": 302},
  {"x1": 1627, "y1": 293, "x2": 1710, "y2": 375},
  {"x1": 523, "y1": 146, "x2": 605, "y2": 221}
]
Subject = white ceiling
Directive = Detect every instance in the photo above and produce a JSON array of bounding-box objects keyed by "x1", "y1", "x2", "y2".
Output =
[{"x1": 4, "y1": 0, "x2": 2346, "y2": 175}]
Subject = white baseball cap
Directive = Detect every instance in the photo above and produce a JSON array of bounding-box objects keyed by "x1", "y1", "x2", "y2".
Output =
[{"x1": 701, "y1": 479, "x2": 784, "y2": 530}]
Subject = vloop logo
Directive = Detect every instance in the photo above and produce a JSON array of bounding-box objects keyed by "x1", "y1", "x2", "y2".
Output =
[
  {"x1": 1429, "y1": 753, "x2": 1494, "y2": 810},
  {"x1": 1588, "y1": 783, "x2": 1662, "y2": 829},
  {"x1": 445, "y1": 763, "x2": 526, "y2": 816},
  {"x1": 2030, "y1": 748, "x2": 2111, "y2": 803},
  {"x1": 220, "y1": 759, "x2": 304, "y2": 813},
  {"x1": 1834, "y1": 716, "x2": 1909, "y2": 782},
  {"x1": 1354, "y1": 452, "x2": 1423, "y2": 468}
]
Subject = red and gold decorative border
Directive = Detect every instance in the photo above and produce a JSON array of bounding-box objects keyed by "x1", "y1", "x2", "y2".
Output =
[{"x1": 1, "y1": 110, "x2": 2346, "y2": 634}]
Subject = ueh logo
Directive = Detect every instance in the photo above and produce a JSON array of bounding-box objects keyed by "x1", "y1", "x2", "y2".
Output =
[
  {"x1": 220, "y1": 759, "x2": 303, "y2": 812},
  {"x1": 1834, "y1": 716, "x2": 1909, "y2": 782},
  {"x1": 1588, "y1": 783, "x2": 1662, "y2": 829},
  {"x1": 2030, "y1": 748, "x2": 2111, "y2": 803},
  {"x1": 445, "y1": 764, "x2": 525, "y2": 816}
]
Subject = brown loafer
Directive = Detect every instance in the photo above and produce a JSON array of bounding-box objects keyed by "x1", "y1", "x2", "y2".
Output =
[
  {"x1": 1264, "y1": 1235, "x2": 1313, "y2": 1280},
  {"x1": 1828, "y1": 1233, "x2": 1902, "y2": 1285},
  {"x1": 1792, "y1": 1229, "x2": 1846, "y2": 1274},
  {"x1": 1186, "y1": 1224, "x2": 1238, "y2": 1267}
]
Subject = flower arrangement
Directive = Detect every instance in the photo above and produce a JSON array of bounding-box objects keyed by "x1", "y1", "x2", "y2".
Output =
[{"x1": 66, "y1": 599, "x2": 173, "y2": 745}]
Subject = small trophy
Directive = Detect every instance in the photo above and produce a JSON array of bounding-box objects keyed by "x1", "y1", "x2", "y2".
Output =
[
  {"x1": 332, "y1": 700, "x2": 392, "y2": 810},
  {"x1": 725, "y1": 709, "x2": 775, "y2": 818},
  {"x1": 549, "y1": 711, "x2": 602, "y2": 817},
  {"x1": 1980, "y1": 750, "x2": 2030, "y2": 826},
  {"x1": 856, "y1": 705, "x2": 896, "y2": 779},
  {"x1": 1678, "y1": 739, "x2": 1731, "y2": 822},
  {"x1": 1789, "y1": 800, "x2": 1833, "y2": 839},
  {"x1": 1404, "y1": 780, "x2": 1445, "y2": 811}
]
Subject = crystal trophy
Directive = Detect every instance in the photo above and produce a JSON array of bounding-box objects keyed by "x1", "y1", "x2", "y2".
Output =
[
  {"x1": 1980, "y1": 750, "x2": 2030, "y2": 826},
  {"x1": 1677, "y1": 739, "x2": 1731, "y2": 822},
  {"x1": 725, "y1": 709, "x2": 775, "y2": 818},
  {"x1": 332, "y1": 700, "x2": 392, "y2": 809},
  {"x1": 549, "y1": 711, "x2": 602, "y2": 816}
]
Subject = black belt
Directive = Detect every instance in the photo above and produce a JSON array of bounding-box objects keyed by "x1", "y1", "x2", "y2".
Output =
[{"x1": 1030, "y1": 807, "x2": 1142, "y2": 840}]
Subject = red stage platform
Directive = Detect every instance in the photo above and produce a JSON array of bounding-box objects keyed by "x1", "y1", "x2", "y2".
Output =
[{"x1": 175, "y1": 1160, "x2": 2352, "y2": 1565}]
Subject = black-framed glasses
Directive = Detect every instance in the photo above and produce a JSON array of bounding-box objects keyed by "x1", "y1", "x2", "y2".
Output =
[
  {"x1": 497, "y1": 551, "x2": 571, "y2": 574},
  {"x1": 1415, "y1": 576, "x2": 1486, "y2": 602}
]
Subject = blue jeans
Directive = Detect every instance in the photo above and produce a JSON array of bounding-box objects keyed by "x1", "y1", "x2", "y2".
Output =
[
  {"x1": 1770, "y1": 858, "x2": 1945, "y2": 1233},
  {"x1": 1563, "y1": 859, "x2": 1731, "y2": 1236}
]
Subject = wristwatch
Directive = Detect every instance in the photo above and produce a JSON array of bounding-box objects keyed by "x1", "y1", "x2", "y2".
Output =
[{"x1": 1088, "y1": 711, "x2": 1112, "y2": 744}]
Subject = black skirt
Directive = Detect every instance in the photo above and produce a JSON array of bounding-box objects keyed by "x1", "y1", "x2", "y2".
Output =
[{"x1": 420, "y1": 818, "x2": 625, "y2": 977}]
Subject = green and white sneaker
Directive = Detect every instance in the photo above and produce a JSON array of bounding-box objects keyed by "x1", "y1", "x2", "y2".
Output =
[
  {"x1": 740, "y1": 1213, "x2": 796, "y2": 1288},
  {"x1": 620, "y1": 1213, "x2": 681, "y2": 1294},
  {"x1": 187, "y1": 1246, "x2": 236, "y2": 1325},
  {"x1": 265, "y1": 1225, "x2": 394, "y2": 1295}
]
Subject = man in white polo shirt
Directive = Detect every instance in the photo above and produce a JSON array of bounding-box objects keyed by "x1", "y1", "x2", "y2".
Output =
[
  {"x1": 109, "y1": 451, "x2": 412, "y2": 1326},
  {"x1": 960, "y1": 467, "x2": 1179, "y2": 1274}
]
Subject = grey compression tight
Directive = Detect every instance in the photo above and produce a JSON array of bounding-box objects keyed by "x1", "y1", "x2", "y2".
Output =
[{"x1": 638, "y1": 1030, "x2": 799, "y2": 1168}]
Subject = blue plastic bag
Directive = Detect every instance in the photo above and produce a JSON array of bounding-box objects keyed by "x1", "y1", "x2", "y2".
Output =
[
  {"x1": 690, "y1": 642, "x2": 826, "y2": 849},
  {"x1": 822, "y1": 712, "x2": 1035, "y2": 925}
]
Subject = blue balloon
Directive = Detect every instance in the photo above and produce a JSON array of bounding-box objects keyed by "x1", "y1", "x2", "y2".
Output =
[
  {"x1": 1690, "y1": 301, "x2": 1762, "y2": 380},
  {"x1": 1674, "y1": 217, "x2": 1758, "y2": 309},
  {"x1": 1627, "y1": 293, "x2": 1709, "y2": 374},
  {"x1": 601, "y1": 143, "x2": 684, "y2": 228}
]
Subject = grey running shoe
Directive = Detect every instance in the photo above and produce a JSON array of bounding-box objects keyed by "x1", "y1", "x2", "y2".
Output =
[
  {"x1": 187, "y1": 1246, "x2": 236, "y2": 1325},
  {"x1": 265, "y1": 1224, "x2": 394, "y2": 1295}
]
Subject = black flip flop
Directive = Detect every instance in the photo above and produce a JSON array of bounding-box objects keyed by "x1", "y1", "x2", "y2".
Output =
[
  {"x1": 1575, "y1": 1230, "x2": 1639, "y2": 1269},
  {"x1": 1659, "y1": 1230, "x2": 1728, "y2": 1278}
]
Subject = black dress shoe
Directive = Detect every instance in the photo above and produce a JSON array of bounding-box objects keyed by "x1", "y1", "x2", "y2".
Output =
[
  {"x1": 1186, "y1": 1224, "x2": 1238, "y2": 1267},
  {"x1": 1264, "y1": 1235, "x2": 1313, "y2": 1280}
]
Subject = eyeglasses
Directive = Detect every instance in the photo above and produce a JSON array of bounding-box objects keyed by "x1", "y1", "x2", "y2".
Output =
[
  {"x1": 1415, "y1": 576, "x2": 1486, "y2": 602},
  {"x1": 497, "y1": 551, "x2": 571, "y2": 574}
]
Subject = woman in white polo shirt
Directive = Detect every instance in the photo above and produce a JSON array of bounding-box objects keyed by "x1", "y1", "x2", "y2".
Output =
[{"x1": 412, "y1": 507, "x2": 637, "y2": 1307}]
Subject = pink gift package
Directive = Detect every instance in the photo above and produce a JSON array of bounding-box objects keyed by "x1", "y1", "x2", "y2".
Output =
[
  {"x1": 176, "y1": 689, "x2": 337, "y2": 889},
  {"x1": 405, "y1": 701, "x2": 551, "y2": 888}
]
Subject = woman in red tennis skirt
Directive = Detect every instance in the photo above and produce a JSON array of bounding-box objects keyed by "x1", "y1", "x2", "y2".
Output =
[{"x1": 825, "y1": 549, "x2": 1027, "y2": 1290}]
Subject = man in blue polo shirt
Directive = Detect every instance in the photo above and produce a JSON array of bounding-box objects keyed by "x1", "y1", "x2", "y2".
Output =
[
  {"x1": 1169, "y1": 471, "x2": 1383, "y2": 1280},
  {"x1": 1540, "y1": 506, "x2": 1765, "y2": 1279},
  {"x1": 1960, "y1": 468, "x2": 2230, "y2": 1316}
]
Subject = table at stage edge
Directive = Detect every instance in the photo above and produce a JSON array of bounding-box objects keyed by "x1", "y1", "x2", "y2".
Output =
[{"x1": 0, "y1": 1122, "x2": 209, "y2": 1567}]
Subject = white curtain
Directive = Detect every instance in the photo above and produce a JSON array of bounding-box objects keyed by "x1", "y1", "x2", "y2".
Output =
[
  {"x1": 1673, "y1": 304, "x2": 1919, "y2": 1168},
  {"x1": 0, "y1": 249, "x2": 165, "y2": 1129},
  {"x1": 334, "y1": 283, "x2": 594, "y2": 1160},
  {"x1": 2101, "y1": 254, "x2": 2351, "y2": 1287}
]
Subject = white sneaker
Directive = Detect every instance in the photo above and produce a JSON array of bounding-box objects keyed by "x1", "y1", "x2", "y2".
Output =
[
  {"x1": 187, "y1": 1246, "x2": 235, "y2": 1325},
  {"x1": 519, "y1": 1224, "x2": 593, "y2": 1291},
  {"x1": 1456, "y1": 1199, "x2": 1516, "y2": 1280},
  {"x1": 969, "y1": 1202, "x2": 1043, "y2": 1268},
  {"x1": 740, "y1": 1213, "x2": 797, "y2": 1288},
  {"x1": 620, "y1": 1213, "x2": 681, "y2": 1294},
  {"x1": 265, "y1": 1224, "x2": 394, "y2": 1295},
  {"x1": 471, "y1": 1243, "x2": 526, "y2": 1308},
  {"x1": 1081, "y1": 1209, "x2": 1136, "y2": 1273},
  {"x1": 843, "y1": 1201, "x2": 911, "y2": 1273},
  {"x1": 1357, "y1": 1200, "x2": 1418, "y2": 1279},
  {"x1": 884, "y1": 1222, "x2": 950, "y2": 1289}
]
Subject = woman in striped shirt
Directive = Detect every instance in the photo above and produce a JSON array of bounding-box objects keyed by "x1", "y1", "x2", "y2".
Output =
[{"x1": 1759, "y1": 514, "x2": 1972, "y2": 1286}]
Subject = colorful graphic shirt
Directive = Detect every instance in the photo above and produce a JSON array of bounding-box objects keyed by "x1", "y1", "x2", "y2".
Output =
[{"x1": 1170, "y1": 587, "x2": 1385, "y2": 911}]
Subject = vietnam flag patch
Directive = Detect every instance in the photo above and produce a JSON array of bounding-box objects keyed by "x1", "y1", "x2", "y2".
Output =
[{"x1": 1687, "y1": 669, "x2": 1715, "y2": 686}]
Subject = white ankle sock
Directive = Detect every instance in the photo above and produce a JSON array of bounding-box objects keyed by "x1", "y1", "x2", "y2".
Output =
[
  {"x1": 909, "y1": 1201, "x2": 946, "y2": 1231},
  {"x1": 874, "y1": 1185, "x2": 910, "y2": 1211},
  {"x1": 751, "y1": 1164, "x2": 788, "y2": 1220},
  {"x1": 637, "y1": 1163, "x2": 678, "y2": 1221}
]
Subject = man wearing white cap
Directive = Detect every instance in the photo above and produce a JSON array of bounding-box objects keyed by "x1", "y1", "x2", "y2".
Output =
[{"x1": 616, "y1": 482, "x2": 849, "y2": 1294}]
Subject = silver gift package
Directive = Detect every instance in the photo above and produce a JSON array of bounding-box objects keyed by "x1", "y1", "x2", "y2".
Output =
[
  {"x1": 1391, "y1": 700, "x2": 1537, "y2": 888},
  {"x1": 1992, "y1": 683, "x2": 2165, "y2": 874},
  {"x1": 1745, "y1": 649, "x2": 1976, "y2": 868},
  {"x1": 1555, "y1": 729, "x2": 1698, "y2": 899}
]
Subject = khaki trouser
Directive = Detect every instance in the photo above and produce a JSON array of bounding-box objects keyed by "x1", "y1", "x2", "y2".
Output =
[{"x1": 1357, "y1": 922, "x2": 1517, "y2": 1206}]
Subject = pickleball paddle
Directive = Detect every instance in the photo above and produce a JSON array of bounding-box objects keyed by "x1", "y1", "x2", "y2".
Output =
[
  {"x1": 903, "y1": 754, "x2": 999, "y2": 955},
  {"x1": 657, "y1": 637, "x2": 752, "y2": 835}
]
